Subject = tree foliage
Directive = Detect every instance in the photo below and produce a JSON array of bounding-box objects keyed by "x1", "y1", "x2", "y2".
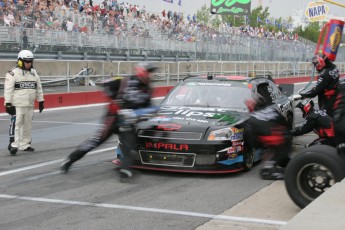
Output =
[
  {"x1": 196, "y1": 4, "x2": 212, "y2": 26},
  {"x1": 294, "y1": 22, "x2": 322, "y2": 43}
]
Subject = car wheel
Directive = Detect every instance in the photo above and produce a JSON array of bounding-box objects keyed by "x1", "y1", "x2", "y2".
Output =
[
  {"x1": 242, "y1": 148, "x2": 255, "y2": 172},
  {"x1": 285, "y1": 145, "x2": 345, "y2": 208}
]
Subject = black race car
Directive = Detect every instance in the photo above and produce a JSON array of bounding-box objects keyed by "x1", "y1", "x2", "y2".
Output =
[{"x1": 115, "y1": 75, "x2": 294, "y2": 173}]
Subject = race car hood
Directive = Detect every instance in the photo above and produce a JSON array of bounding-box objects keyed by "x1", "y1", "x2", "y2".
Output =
[{"x1": 137, "y1": 106, "x2": 249, "y2": 132}]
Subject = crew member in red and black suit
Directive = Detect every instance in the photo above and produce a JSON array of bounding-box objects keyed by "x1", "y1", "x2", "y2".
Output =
[
  {"x1": 333, "y1": 78, "x2": 345, "y2": 153},
  {"x1": 60, "y1": 62, "x2": 158, "y2": 181},
  {"x1": 244, "y1": 94, "x2": 292, "y2": 180},
  {"x1": 292, "y1": 99, "x2": 336, "y2": 147},
  {"x1": 300, "y1": 53, "x2": 339, "y2": 117}
]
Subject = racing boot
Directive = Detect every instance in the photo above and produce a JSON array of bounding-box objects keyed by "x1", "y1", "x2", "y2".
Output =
[
  {"x1": 259, "y1": 161, "x2": 285, "y2": 180},
  {"x1": 118, "y1": 168, "x2": 133, "y2": 183},
  {"x1": 60, "y1": 159, "x2": 73, "y2": 174},
  {"x1": 23, "y1": 147, "x2": 35, "y2": 152},
  {"x1": 9, "y1": 147, "x2": 18, "y2": 156},
  {"x1": 60, "y1": 149, "x2": 86, "y2": 174}
]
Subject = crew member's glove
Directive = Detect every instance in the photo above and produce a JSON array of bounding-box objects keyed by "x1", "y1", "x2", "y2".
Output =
[
  {"x1": 5, "y1": 103, "x2": 15, "y2": 115},
  {"x1": 39, "y1": 101, "x2": 44, "y2": 113},
  {"x1": 299, "y1": 93, "x2": 307, "y2": 99}
]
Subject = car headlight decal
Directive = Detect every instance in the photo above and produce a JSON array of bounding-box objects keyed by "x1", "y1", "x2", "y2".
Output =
[{"x1": 207, "y1": 127, "x2": 244, "y2": 141}]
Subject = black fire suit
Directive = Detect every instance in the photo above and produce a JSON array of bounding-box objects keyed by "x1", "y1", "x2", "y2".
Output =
[
  {"x1": 66, "y1": 75, "x2": 152, "y2": 171},
  {"x1": 244, "y1": 104, "x2": 292, "y2": 168},
  {"x1": 300, "y1": 63, "x2": 339, "y2": 116},
  {"x1": 292, "y1": 109, "x2": 336, "y2": 147},
  {"x1": 333, "y1": 78, "x2": 345, "y2": 147}
]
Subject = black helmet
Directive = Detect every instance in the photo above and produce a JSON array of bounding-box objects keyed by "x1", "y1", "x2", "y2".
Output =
[
  {"x1": 245, "y1": 93, "x2": 267, "y2": 112},
  {"x1": 311, "y1": 53, "x2": 331, "y2": 72},
  {"x1": 296, "y1": 99, "x2": 314, "y2": 118},
  {"x1": 134, "y1": 62, "x2": 158, "y2": 84}
]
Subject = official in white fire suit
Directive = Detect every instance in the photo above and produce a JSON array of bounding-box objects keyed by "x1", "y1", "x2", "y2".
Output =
[{"x1": 4, "y1": 50, "x2": 44, "y2": 155}]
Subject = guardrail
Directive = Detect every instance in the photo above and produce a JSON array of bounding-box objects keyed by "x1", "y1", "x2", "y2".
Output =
[{"x1": 1, "y1": 60, "x2": 345, "y2": 93}]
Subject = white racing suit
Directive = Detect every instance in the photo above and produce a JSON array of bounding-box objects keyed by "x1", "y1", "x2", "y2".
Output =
[{"x1": 4, "y1": 67, "x2": 44, "y2": 150}]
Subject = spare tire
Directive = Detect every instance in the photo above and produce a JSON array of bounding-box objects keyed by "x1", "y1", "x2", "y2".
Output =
[{"x1": 285, "y1": 145, "x2": 345, "y2": 209}]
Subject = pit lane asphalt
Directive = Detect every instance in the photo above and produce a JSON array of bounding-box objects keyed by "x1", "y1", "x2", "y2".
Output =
[
  {"x1": 0, "y1": 83, "x2": 312, "y2": 230},
  {"x1": 0, "y1": 107, "x2": 312, "y2": 229}
]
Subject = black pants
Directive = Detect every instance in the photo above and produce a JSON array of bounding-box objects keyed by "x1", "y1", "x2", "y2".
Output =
[
  {"x1": 118, "y1": 126, "x2": 137, "y2": 170},
  {"x1": 319, "y1": 96, "x2": 336, "y2": 117},
  {"x1": 68, "y1": 114, "x2": 136, "y2": 171},
  {"x1": 334, "y1": 115, "x2": 345, "y2": 146},
  {"x1": 244, "y1": 126, "x2": 291, "y2": 168},
  {"x1": 9, "y1": 115, "x2": 16, "y2": 145},
  {"x1": 269, "y1": 138, "x2": 292, "y2": 168}
]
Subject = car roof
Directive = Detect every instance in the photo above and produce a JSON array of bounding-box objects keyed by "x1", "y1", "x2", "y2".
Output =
[{"x1": 183, "y1": 75, "x2": 273, "y2": 84}]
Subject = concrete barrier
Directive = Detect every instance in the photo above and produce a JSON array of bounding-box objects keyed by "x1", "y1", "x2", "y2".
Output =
[
  {"x1": 0, "y1": 86, "x2": 174, "y2": 113},
  {"x1": 280, "y1": 178, "x2": 345, "y2": 230}
]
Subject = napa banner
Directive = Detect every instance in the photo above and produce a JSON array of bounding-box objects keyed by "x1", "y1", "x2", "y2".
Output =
[
  {"x1": 210, "y1": 0, "x2": 251, "y2": 15},
  {"x1": 305, "y1": 1, "x2": 329, "y2": 22}
]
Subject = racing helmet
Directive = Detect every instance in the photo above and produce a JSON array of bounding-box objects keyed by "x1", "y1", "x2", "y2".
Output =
[
  {"x1": 245, "y1": 93, "x2": 267, "y2": 112},
  {"x1": 311, "y1": 53, "x2": 331, "y2": 72},
  {"x1": 134, "y1": 62, "x2": 158, "y2": 85},
  {"x1": 18, "y1": 50, "x2": 34, "y2": 69},
  {"x1": 296, "y1": 99, "x2": 314, "y2": 118}
]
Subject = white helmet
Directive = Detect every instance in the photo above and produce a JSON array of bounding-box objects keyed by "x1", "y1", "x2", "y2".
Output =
[{"x1": 18, "y1": 50, "x2": 34, "y2": 61}]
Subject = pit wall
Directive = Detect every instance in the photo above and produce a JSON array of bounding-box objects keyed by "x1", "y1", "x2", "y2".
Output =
[{"x1": 0, "y1": 86, "x2": 173, "y2": 113}]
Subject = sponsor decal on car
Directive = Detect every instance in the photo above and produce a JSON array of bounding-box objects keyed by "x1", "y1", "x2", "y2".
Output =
[
  {"x1": 157, "y1": 124, "x2": 182, "y2": 131},
  {"x1": 230, "y1": 128, "x2": 244, "y2": 141},
  {"x1": 150, "y1": 116, "x2": 173, "y2": 122},
  {"x1": 145, "y1": 142, "x2": 189, "y2": 151},
  {"x1": 187, "y1": 82, "x2": 233, "y2": 87}
]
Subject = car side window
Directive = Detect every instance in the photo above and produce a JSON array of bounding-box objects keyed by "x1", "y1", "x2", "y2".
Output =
[{"x1": 256, "y1": 83, "x2": 273, "y2": 105}]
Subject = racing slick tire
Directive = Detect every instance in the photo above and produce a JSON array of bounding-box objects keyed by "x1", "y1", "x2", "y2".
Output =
[
  {"x1": 284, "y1": 145, "x2": 345, "y2": 209},
  {"x1": 242, "y1": 148, "x2": 255, "y2": 172}
]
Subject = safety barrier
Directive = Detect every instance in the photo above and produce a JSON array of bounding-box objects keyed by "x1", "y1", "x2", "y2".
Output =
[{"x1": 1, "y1": 60, "x2": 345, "y2": 88}]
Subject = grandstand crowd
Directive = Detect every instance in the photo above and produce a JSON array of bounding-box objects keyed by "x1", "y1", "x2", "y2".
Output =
[{"x1": 0, "y1": 0, "x2": 299, "y2": 42}]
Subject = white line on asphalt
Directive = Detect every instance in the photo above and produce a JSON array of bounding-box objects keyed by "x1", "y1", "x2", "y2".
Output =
[
  {"x1": 0, "y1": 194, "x2": 287, "y2": 226},
  {"x1": 0, "y1": 97, "x2": 165, "y2": 117},
  {"x1": 0, "y1": 118, "x2": 103, "y2": 126},
  {"x1": 0, "y1": 147, "x2": 116, "y2": 177}
]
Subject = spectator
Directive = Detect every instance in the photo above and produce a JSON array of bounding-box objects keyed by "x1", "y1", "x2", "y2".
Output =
[
  {"x1": 22, "y1": 30, "x2": 28, "y2": 49},
  {"x1": 66, "y1": 18, "x2": 74, "y2": 31}
]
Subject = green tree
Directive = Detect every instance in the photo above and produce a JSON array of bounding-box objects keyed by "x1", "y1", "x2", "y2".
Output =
[
  {"x1": 294, "y1": 22, "x2": 321, "y2": 43},
  {"x1": 196, "y1": 4, "x2": 212, "y2": 26},
  {"x1": 248, "y1": 6, "x2": 270, "y2": 28}
]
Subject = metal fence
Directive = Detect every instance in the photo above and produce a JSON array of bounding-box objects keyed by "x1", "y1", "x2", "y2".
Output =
[{"x1": 0, "y1": 26, "x2": 333, "y2": 62}]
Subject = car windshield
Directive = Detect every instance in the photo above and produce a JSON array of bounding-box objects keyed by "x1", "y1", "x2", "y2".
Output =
[{"x1": 161, "y1": 80, "x2": 252, "y2": 109}]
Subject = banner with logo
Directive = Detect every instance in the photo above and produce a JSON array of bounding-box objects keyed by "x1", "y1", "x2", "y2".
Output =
[
  {"x1": 305, "y1": 2, "x2": 329, "y2": 22},
  {"x1": 210, "y1": 0, "x2": 251, "y2": 15}
]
